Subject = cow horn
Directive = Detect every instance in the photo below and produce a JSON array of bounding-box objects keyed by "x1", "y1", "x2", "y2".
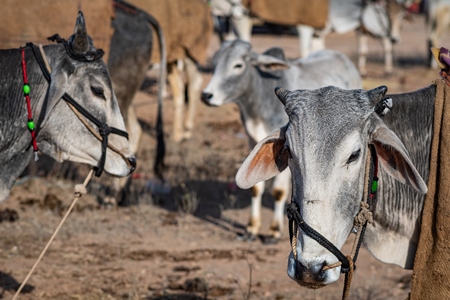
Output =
[
  {"x1": 275, "y1": 87, "x2": 290, "y2": 105},
  {"x1": 71, "y1": 11, "x2": 90, "y2": 54},
  {"x1": 368, "y1": 85, "x2": 388, "y2": 107}
]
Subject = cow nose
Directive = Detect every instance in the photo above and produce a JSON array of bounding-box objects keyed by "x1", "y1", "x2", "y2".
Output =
[
  {"x1": 201, "y1": 92, "x2": 213, "y2": 104},
  {"x1": 391, "y1": 37, "x2": 400, "y2": 44},
  {"x1": 294, "y1": 260, "x2": 326, "y2": 285},
  {"x1": 127, "y1": 157, "x2": 136, "y2": 173}
]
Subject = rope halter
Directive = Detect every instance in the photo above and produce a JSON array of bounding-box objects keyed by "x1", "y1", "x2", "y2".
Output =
[
  {"x1": 286, "y1": 144, "x2": 378, "y2": 300},
  {"x1": 24, "y1": 41, "x2": 133, "y2": 177}
]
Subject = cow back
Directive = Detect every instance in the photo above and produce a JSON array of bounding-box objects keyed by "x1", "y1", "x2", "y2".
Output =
[
  {"x1": 128, "y1": 0, "x2": 214, "y2": 64},
  {"x1": 0, "y1": 0, "x2": 114, "y2": 61}
]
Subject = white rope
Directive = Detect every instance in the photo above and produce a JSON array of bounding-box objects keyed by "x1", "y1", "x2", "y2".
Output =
[{"x1": 12, "y1": 169, "x2": 94, "y2": 300}]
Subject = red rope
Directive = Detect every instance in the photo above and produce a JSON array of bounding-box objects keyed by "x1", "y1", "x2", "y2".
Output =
[{"x1": 20, "y1": 48, "x2": 39, "y2": 158}]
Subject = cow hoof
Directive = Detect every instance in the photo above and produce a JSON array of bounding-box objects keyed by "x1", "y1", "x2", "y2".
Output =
[
  {"x1": 263, "y1": 236, "x2": 279, "y2": 245},
  {"x1": 236, "y1": 232, "x2": 257, "y2": 242}
]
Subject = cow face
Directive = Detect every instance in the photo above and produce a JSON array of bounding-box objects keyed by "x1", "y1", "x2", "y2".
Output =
[
  {"x1": 201, "y1": 40, "x2": 288, "y2": 106},
  {"x1": 235, "y1": 86, "x2": 427, "y2": 288},
  {"x1": 38, "y1": 12, "x2": 135, "y2": 177}
]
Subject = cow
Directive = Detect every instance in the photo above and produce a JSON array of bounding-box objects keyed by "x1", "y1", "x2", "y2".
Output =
[
  {"x1": 234, "y1": 82, "x2": 434, "y2": 289},
  {"x1": 425, "y1": 0, "x2": 450, "y2": 68},
  {"x1": 127, "y1": 0, "x2": 213, "y2": 143},
  {"x1": 210, "y1": 0, "x2": 411, "y2": 75},
  {"x1": 201, "y1": 39, "x2": 361, "y2": 243},
  {"x1": 106, "y1": 0, "x2": 212, "y2": 204},
  {"x1": 0, "y1": 12, "x2": 136, "y2": 202}
]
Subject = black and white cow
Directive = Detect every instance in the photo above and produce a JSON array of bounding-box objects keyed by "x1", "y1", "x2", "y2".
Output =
[
  {"x1": 202, "y1": 40, "x2": 361, "y2": 243},
  {"x1": 0, "y1": 12, "x2": 135, "y2": 202},
  {"x1": 236, "y1": 83, "x2": 435, "y2": 287}
]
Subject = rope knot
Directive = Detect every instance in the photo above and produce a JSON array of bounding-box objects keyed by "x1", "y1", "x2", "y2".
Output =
[
  {"x1": 74, "y1": 184, "x2": 87, "y2": 198},
  {"x1": 354, "y1": 202, "x2": 373, "y2": 227},
  {"x1": 99, "y1": 125, "x2": 112, "y2": 137}
]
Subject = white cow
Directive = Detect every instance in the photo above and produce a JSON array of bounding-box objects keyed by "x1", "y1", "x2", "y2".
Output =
[{"x1": 209, "y1": 0, "x2": 412, "y2": 75}]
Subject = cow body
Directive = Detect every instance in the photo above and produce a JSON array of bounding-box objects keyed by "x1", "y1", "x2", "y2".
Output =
[
  {"x1": 0, "y1": 12, "x2": 135, "y2": 202},
  {"x1": 236, "y1": 83, "x2": 433, "y2": 288},
  {"x1": 202, "y1": 40, "x2": 361, "y2": 242},
  {"x1": 210, "y1": 0, "x2": 409, "y2": 75},
  {"x1": 425, "y1": 0, "x2": 450, "y2": 68}
]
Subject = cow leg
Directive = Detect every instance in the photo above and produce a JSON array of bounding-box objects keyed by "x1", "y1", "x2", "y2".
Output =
[
  {"x1": 357, "y1": 32, "x2": 368, "y2": 76},
  {"x1": 231, "y1": 14, "x2": 252, "y2": 42},
  {"x1": 168, "y1": 60, "x2": 186, "y2": 143},
  {"x1": 183, "y1": 57, "x2": 202, "y2": 140},
  {"x1": 108, "y1": 106, "x2": 142, "y2": 206},
  {"x1": 382, "y1": 37, "x2": 393, "y2": 74},
  {"x1": 244, "y1": 180, "x2": 265, "y2": 241},
  {"x1": 266, "y1": 169, "x2": 291, "y2": 244},
  {"x1": 297, "y1": 25, "x2": 315, "y2": 58}
]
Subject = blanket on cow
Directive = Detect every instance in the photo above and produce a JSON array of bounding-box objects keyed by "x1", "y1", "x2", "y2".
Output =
[
  {"x1": 0, "y1": 0, "x2": 114, "y2": 61},
  {"x1": 129, "y1": 0, "x2": 213, "y2": 64},
  {"x1": 242, "y1": 0, "x2": 328, "y2": 29},
  {"x1": 409, "y1": 78, "x2": 450, "y2": 299}
]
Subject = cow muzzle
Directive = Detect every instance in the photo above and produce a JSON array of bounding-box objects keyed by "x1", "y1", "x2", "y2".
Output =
[
  {"x1": 288, "y1": 253, "x2": 341, "y2": 288},
  {"x1": 200, "y1": 91, "x2": 215, "y2": 106}
]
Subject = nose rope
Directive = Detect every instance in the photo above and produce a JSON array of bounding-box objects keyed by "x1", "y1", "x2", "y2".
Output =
[
  {"x1": 28, "y1": 42, "x2": 132, "y2": 176},
  {"x1": 287, "y1": 144, "x2": 377, "y2": 300}
]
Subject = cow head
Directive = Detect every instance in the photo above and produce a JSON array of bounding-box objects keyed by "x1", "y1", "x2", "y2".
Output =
[
  {"x1": 235, "y1": 86, "x2": 427, "y2": 288},
  {"x1": 201, "y1": 39, "x2": 289, "y2": 106},
  {"x1": 38, "y1": 11, "x2": 135, "y2": 177}
]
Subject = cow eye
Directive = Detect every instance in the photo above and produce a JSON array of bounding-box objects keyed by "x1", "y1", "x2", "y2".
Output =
[
  {"x1": 91, "y1": 86, "x2": 106, "y2": 100},
  {"x1": 347, "y1": 149, "x2": 361, "y2": 164},
  {"x1": 234, "y1": 63, "x2": 243, "y2": 69}
]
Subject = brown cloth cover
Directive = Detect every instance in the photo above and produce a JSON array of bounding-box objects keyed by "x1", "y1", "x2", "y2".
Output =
[
  {"x1": 0, "y1": 0, "x2": 114, "y2": 62},
  {"x1": 129, "y1": 0, "x2": 213, "y2": 64},
  {"x1": 409, "y1": 79, "x2": 450, "y2": 299},
  {"x1": 244, "y1": 0, "x2": 329, "y2": 29}
]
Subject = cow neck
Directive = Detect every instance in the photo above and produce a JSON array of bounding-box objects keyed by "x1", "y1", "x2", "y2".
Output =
[
  {"x1": 238, "y1": 68, "x2": 286, "y2": 130},
  {"x1": 286, "y1": 144, "x2": 378, "y2": 300},
  {"x1": 25, "y1": 42, "x2": 130, "y2": 177}
]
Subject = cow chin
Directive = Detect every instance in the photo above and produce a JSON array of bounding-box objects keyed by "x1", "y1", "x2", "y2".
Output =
[{"x1": 287, "y1": 252, "x2": 341, "y2": 288}]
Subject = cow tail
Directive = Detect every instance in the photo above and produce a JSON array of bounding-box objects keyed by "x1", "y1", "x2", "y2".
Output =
[
  {"x1": 113, "y1": 0, "x2": 166, "y2": 180},
  {"x1": 142, "y1": 11, "x2": 167, "y2": 180}
]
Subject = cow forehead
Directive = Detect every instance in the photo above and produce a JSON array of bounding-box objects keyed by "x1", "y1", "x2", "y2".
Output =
[
  {"x1": 284, "y1": 86, "x2": 372, "y2": 156},
  {"x1": 213, "y1": 40, "x2": 251, "y2": 66}
]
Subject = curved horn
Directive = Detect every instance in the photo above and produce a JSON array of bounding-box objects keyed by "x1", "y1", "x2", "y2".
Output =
[
  {"x1": 71, "y1": 11, "x2": 90, "y2": 54},
  {"x1": 368, "y1": 85, "x2": 388, "y2": 107},
  {"x1": 274, "y1": 87, "x2": 290, "y2": 105}
]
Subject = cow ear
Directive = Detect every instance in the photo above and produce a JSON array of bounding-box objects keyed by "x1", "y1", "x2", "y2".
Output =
[
  {"x1": 371, "y1": 125, "x2": 428, "y2": 194},
  {"x1": 251, "y1": 53, "x2": 290, "y2": 71},
  {"x1": 236, "y1": 128, "x2": 289, "y2": 189}
]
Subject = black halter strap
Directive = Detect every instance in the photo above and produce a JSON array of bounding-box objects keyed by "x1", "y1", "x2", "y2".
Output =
[
  {"x1": 27, "y1": 42, "x2": 129, "y2": 177},
  {"x1": 286, "y1": 144, "x2": 377, "y2": 275}
]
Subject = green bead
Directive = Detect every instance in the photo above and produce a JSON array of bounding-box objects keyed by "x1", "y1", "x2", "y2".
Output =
[
  {"x1": 23, "y1": 84, "x2": 30, "y2": 95},
  {"x1": 371, "y1": 179, "x2": 378, "y2": 193},
  {"x1": 27, "y1": 120, "x2": 35, "y2": 131}
]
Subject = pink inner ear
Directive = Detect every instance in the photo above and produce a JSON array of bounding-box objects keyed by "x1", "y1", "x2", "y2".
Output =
[{"x1": 248, "y1": 138, "x2": 288, "y2": 176}]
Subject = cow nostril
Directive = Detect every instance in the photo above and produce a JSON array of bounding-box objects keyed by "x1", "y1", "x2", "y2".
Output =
[
  {"x1": 201, "y1": 92, "x2": 213, "y2": 103},
  {"x1": 294, "y1": 260, "x2": 326, "y2": 282},
  {"x1": 128, "y1": 157, "x2": 136, "y2": 173}
]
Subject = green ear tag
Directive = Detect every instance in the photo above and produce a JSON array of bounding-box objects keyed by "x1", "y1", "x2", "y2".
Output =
[
  {"x1": 23, "y1": 84, "x2": 30, "y2": 95},
  {"x1": 27, "y1": 120, "x2": 35, "y2": 131}
]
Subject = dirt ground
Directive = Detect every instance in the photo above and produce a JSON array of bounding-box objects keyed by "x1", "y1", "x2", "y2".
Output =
[{"x1": 0, "y1": 13, "x2": 447, "y2": 300}]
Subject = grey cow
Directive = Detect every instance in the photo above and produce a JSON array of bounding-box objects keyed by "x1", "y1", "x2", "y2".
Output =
[
  {"x1": 202, "y1": 40, "x2": 361, "y2": 242},
  {"x1": 0, "y1": 12, "x2": 135, "y2": 202},
  {"x1": 236, "y1": 84, "x2": 433, "y2": 289}
]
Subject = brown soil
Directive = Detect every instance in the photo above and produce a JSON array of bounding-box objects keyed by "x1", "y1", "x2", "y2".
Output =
[{"x1": 0, "y1": 14, "x2": 447, "y2": 300}]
